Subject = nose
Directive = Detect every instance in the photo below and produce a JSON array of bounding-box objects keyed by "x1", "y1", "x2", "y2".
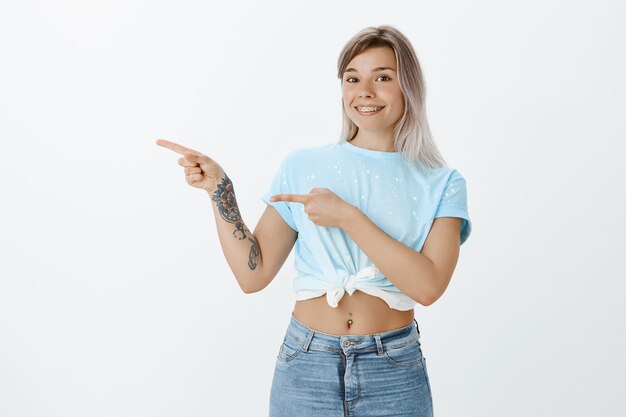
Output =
[{"x1": 358, "y1": 80, "x2": 375, "y2": 99}]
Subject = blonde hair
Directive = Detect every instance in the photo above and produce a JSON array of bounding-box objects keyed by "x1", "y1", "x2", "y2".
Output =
[{"x1": 337, "y1": 25, "x2": 447, "y2": 169}]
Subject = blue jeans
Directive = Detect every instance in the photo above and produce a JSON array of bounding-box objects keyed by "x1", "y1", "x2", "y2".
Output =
[{"x1": 269, "y1": 313, "x2": 433, "y2": 417}]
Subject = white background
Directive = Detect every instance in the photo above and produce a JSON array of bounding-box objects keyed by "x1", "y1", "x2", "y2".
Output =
[{"x1": 1, "y1": 0, "x2": 625, "y2": 416}]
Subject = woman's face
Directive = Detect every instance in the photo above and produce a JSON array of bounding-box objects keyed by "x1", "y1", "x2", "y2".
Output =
[{"x1": 341, "y1": 47, "x2": 404, "y2": 135}]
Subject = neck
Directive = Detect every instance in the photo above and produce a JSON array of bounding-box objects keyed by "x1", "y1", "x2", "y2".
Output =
[{"x1": 349, "y1": 130, "x2": 395, "y2": 152}]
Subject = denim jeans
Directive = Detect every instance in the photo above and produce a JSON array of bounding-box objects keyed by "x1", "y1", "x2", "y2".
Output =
[{"x1": 269, "y1": 313, "x2": 433, "y2": 417}]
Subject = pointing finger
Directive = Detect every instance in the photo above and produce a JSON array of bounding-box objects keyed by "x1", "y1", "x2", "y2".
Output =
[
  {"x1": 270, "y1": 194, "x2": 308, "y2": 204},
  {"x1": 156, "y1": 139, "x2": 196, "y2": 155}
]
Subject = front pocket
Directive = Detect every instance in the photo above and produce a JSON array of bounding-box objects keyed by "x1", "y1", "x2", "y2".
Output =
[
  {"x1": 276, "y1": 336, "x2": 302, "y2": 363},
  {"x1": 383, "y1": 339, "x2": 423, "y2": 368}
]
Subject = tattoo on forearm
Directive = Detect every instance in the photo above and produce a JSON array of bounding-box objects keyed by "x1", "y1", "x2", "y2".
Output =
[{"x1": 211, "y1": 174, "x2": 260, "y2": 270}]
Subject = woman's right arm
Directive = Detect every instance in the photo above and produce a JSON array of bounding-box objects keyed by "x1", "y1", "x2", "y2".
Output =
[{"x1": 157, "y1": 139, "x2": 297, "y2": 293}]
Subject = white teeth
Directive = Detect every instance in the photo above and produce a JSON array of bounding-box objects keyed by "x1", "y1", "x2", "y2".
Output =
[{"x1": 357, "y1": 106, "x2": 384, "y2": 112}]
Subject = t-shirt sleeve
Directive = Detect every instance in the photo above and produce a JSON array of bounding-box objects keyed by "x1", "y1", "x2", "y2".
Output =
[
  {"x1": 433, "y1": 169, "x2": 472, "y2": 245},
  {"x1": 260, "y1": 153, "x2": 298, "y2": 232}
]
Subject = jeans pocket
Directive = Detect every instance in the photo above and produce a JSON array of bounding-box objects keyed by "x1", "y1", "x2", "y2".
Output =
[
  {"x1": 276, "y1": 335, "x2": 302, "y2": 363},
  {"x1": 383, "y1": 338, "x2": 423, "y2": 368}
]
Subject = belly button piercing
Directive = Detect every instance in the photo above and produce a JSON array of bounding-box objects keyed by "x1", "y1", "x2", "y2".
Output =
[{"x1": 347, "y1": 319, "x2": 353, "y2": 328}]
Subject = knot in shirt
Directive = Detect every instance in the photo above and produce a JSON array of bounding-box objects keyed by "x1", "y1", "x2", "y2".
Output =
[{"x1": 325, "y1": 265, "x2": 380, "y2": 308}]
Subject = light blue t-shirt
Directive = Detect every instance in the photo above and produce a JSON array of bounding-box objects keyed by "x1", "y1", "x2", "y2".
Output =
[{"x1": 261, "y1": 140, "x2": 472, "y2": 311}]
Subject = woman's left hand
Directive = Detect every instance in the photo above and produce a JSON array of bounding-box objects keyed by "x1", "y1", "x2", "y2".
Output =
[{"x1": 270, "y1": 188, "x2": 355, "y2": 228}]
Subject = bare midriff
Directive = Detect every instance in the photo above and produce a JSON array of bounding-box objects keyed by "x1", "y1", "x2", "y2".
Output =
[{"x1": 292, "y1": 289, "x2": 415, "y2": 336}]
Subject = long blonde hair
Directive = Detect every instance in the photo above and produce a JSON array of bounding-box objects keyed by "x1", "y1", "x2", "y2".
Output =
[{"x1": 337, "y1": 25, "x2": 447, "y2": 169}]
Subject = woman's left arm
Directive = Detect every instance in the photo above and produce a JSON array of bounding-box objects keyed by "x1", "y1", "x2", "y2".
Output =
[{"x1": 341, "y1": 205, "x2": 462, "y2": 306}]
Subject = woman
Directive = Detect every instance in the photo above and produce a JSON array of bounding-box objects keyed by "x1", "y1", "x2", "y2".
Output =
[{"x1": 157, "y1": 25, "x2": 471, "y2": 417}]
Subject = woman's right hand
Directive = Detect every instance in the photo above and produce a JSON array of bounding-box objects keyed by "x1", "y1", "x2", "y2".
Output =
[{"x1": 156, "y1": 139, "x2": 225, "y2": 194}]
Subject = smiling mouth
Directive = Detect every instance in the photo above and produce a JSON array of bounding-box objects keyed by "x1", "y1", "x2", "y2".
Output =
[{"x1": 355, "y1": 106, "x2": 385, "y2": 115}]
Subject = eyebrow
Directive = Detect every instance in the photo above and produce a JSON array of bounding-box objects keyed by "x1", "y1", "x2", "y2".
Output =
[{"x1": 344, "y1": 66, "x2": 396, "y2": 73}]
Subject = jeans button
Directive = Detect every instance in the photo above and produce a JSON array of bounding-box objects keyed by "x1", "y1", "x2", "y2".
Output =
[{"x1": 343, "y1": 340, "x2": 350, "y2": 347}]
